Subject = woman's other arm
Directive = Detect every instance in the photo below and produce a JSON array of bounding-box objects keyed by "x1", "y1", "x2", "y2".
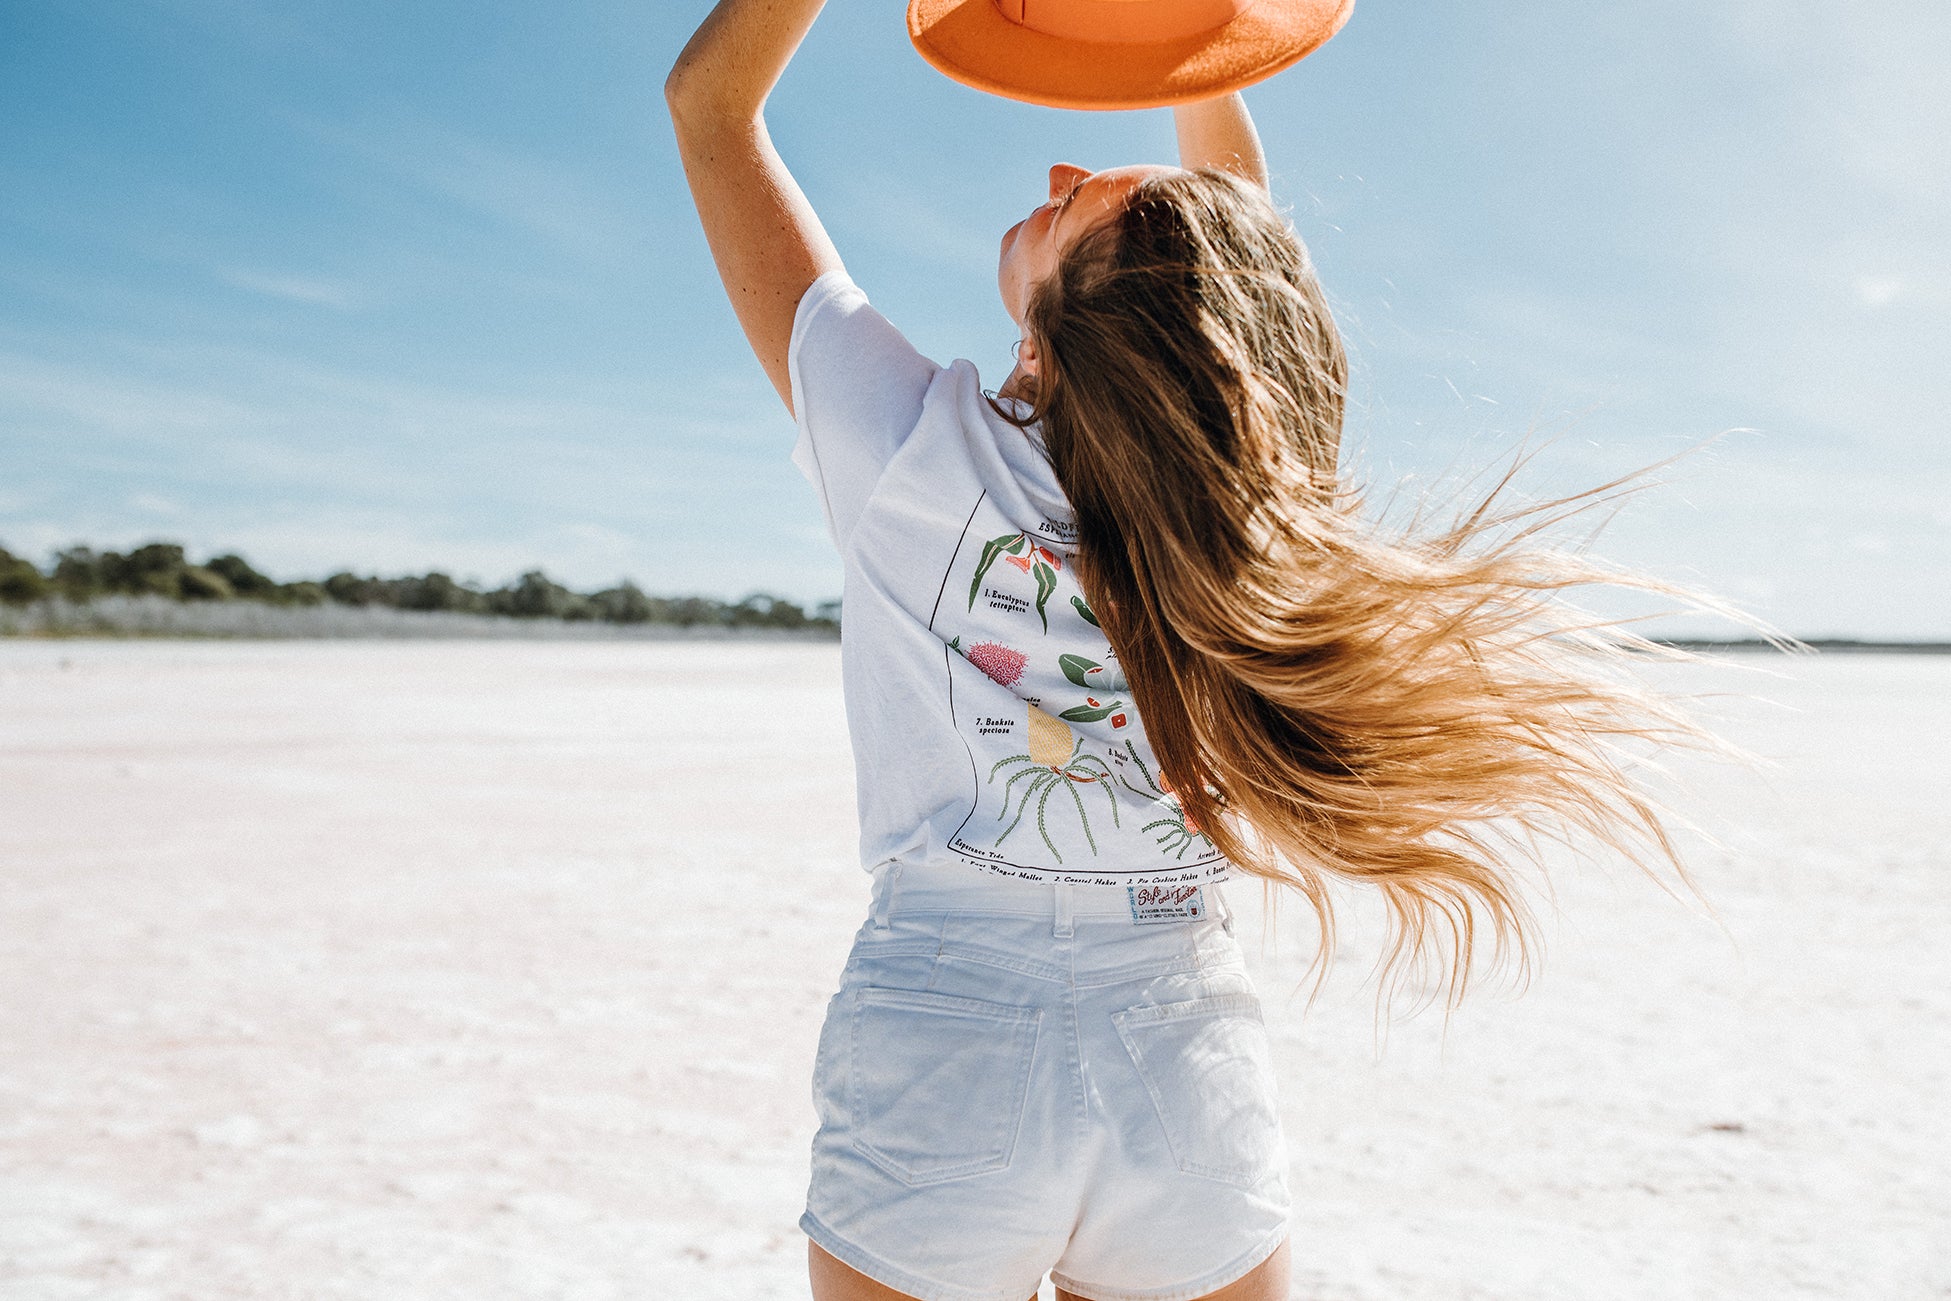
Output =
[
  {"x1": 665, "y1": 0, "x2": 844, "y2": 415},
  {"x1": 1171, "y1": 92, "x2": 1270, "y2": 191}
]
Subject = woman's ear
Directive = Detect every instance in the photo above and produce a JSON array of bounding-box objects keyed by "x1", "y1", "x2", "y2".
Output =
[{"x1": 1016, "y1": 334, "x2": 1041, "y2": 377}]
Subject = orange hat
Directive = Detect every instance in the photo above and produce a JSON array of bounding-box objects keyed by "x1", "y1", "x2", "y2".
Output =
[{"x1": 907, "y1": 0, "x2": 1354, "y2": 111}]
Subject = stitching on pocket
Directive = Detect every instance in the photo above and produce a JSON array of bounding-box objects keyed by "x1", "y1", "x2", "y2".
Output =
[
  {"x1": 1113, "y1": 992, "x2": 1280, "y2": 1188},
  {"x1": 849, "y1": 987, "x2": 1042, "y2": 1187},
  {"x1": 1114, "y1": 991, "x2": 1261, "y2": 1027}
]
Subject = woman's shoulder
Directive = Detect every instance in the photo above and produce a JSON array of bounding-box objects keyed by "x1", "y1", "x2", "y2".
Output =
[{"x1": 907, "y1": 362, "x2": 1069, "y2": 527}]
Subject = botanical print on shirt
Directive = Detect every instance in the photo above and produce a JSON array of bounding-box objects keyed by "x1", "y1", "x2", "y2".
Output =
[{"x1": 930, "y1": 493, "x2": 1225, "y2": 884}]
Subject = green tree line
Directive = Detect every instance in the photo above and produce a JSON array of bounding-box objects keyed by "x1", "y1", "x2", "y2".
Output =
[{"x1": 0, "y1": 541, "x2": 837, "y2": 631}]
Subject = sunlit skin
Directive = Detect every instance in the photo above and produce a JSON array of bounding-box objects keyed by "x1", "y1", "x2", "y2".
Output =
[
  {"x1": 810, "y1": 1238, "x2": 1291, "y2": 1301},
  {"x1": 996, "y1": 162, "x2": 1185, "y2": 400}
]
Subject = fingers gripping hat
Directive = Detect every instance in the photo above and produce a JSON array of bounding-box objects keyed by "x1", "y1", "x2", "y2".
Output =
[{"x1": 908, "y1": 0, "x2": 1354, "y2": 111}]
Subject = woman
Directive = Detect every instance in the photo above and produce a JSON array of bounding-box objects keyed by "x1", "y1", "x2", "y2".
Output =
[{"x1": 666, "y1": 3, "x2": 1716, "y2": 1298}]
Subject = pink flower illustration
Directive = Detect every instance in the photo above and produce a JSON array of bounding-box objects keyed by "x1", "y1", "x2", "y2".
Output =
[{"x1": 965, "y1": 641, "x2": 1027, "y2": 688}]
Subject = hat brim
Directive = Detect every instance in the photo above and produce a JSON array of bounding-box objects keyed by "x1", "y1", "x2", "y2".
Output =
[{"x1": 907, "y1": 0, "x2": 1353, "y2": 112}]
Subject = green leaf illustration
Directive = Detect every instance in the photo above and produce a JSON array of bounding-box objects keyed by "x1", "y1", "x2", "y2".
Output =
[
  {"x1": 1032, "y1": 560, "x2": 1057, "y2": 632},
  {"x1": 967, "y1": 532, "x2": 1027, "y2": 610},
  {"x1": 1057, "y1": 654, "x2": 1129, "y2": 693},
  {"x1": 1058, "y1": 700, "x2": 1124, "y2": 723},
  {"x1": 1071, "y1": 594, "x2": 1100, "y2": 627}
]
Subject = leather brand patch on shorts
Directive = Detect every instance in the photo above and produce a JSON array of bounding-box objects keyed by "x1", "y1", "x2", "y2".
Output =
[{"x1": 1126, "y1": 884, "x2": 1206, "y2": 925}]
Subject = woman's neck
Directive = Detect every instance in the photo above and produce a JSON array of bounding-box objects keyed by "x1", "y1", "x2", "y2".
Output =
[{"x1": 997, "y1": 362, "x2": 1037, "y2": 405}]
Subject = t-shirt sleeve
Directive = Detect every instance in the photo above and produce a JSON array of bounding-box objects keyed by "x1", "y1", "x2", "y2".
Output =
[{"x1": 787, "y1": 269, "x2": 940, "y2": 550}]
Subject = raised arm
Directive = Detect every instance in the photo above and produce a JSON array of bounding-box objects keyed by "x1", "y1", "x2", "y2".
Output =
[
  {"x1": 664, "y1": 0, "x2": 844, "y2": 415},
  {"x1": 1171, "y1": 92, "x2": 1271, "y2": 191}
]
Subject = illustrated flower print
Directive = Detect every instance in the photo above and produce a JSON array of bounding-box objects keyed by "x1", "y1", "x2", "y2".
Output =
[
  {"x1": 948, "y1": 636, "x2": 1028, "y2": 688},
  {"x1": 968, "y1": 531, "x2": 1061, "y2": 632},
  {"x1": 987, "y1": 706, "x2": 1120, "y2": 863}
]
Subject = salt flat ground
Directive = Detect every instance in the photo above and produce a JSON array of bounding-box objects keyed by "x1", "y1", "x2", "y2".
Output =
[{"x1": 1, "y1": 642, "x2": 1945, "y2": 1301}]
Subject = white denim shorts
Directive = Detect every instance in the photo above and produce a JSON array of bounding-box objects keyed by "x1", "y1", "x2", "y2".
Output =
[{"x1": 802, "y1": 861, "x2": 1290, "y2": 1301}]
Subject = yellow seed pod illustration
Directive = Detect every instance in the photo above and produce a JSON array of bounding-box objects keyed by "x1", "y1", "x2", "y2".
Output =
[{"x1": 1027, "y1": 705, "x2": 1074, "y2": 769}]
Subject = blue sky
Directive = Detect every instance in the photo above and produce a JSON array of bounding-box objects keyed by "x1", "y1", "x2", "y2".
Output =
[{"x1": 2, "y1": 0, "x2": 1946, "y2": 636}]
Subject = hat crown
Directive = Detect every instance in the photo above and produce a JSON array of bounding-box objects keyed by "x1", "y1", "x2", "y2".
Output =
[{"x1": 993, "y1": 0, "x2": 1254, "y2": 45}]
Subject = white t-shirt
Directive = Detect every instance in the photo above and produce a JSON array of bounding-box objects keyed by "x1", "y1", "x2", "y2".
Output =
[{"x1": 788, "y1": 269, "x2": 1228, "y2": 886}]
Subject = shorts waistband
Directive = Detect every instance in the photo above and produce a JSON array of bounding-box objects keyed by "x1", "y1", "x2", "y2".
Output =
[{"x1": 868, "y1": 860, "x2": 1230, "y2": 936}]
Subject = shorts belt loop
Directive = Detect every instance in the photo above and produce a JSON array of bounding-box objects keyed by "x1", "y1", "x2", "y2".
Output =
[
  {"x1": 1053, "y1": 882, "x2": 1074, "y2": 939},
  {"x1": 871, "y1": 863, "x2": 900, "y2": 932},
  {"x1": 1214, "y1": 882, "x2": 1236, "y2": 935}
]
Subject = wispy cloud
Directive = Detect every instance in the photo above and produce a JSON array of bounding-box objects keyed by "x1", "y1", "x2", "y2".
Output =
[
  {"x1": 1723, "y1": 0, "x2": 1951, "y2": 205},
  {"x1": 296, "y1": 114, "x2": 646, "y2": 264},
  {"x1": 0, "y1": 337, "x2": 833, "y2": 596},
  {"x1": 1853, "y1": 275, "x2": 1906, "y2": 309},
  {"x1": 833, "y1": 170, "x2": 1004, "y2": 277},
  {"x1": 218, "y1": 268, "x2": 362, "y2": 311},
  {"x1": 128, "y1": 493, "x2": 184, "y2": 516}
]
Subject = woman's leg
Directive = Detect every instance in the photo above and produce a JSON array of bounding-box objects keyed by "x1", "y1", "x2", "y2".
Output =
[
  {"x1": 808, "y1": 1241, "x2": 916, "y2": 1301},
  {"x1": 809, "y1": 1241, "x2": 1042, "y2": 1301},
  {"x1": 812, "y1": 1237, "x2": 1290, "y2": 1301},
  {"x1": 1053, "y1": 1238, "x2": 1289, "y2": 1301}
]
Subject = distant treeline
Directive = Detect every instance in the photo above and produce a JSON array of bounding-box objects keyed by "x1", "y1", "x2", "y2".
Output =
[{"x1": 0, "y1": 541, "x2": 838, "y2": 632}]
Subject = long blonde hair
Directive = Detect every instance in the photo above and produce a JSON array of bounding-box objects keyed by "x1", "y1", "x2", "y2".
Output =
[{"x1": 1008, "y1": 167, "x2": 1750, "y2": 1005}]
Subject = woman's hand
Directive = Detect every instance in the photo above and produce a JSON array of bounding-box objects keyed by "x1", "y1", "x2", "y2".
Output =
[
  {"x1": 1172, "y1": 93, "x2": 1270, "y2": 191},
  {"x1": 666, "y1": 0, "x2": 845, "y2": 415}
]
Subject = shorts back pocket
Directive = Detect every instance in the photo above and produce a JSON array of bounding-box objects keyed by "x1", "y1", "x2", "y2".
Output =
[
  {"x1": 849, "y1": 986, "x2": 1042, "y2": 1186},
  {"x1": 1113, "y1": 991, "x2": 1283, "y2": 1188}
]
